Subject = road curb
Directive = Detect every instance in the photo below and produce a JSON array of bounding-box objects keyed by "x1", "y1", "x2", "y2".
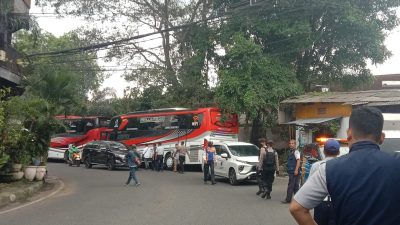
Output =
[{"x1": 0, "y1": 181, "x2": 44, "y2": 209}]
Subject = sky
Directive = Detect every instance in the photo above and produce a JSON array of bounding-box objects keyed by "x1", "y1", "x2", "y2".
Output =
[{"x1": 29, "y1": 2, "x2": 400, "y2": 97}]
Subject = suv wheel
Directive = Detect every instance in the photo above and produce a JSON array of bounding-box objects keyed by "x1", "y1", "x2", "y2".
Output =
[
  {"x1": 85, "y1": 157, "x2": 92, "y2": 168},
  {"x1": 229, "y1": 168, "x2": 238, "y2": 185},
  {"x1": 107, "y1": 158, "x2": 115, "y2": 171}
]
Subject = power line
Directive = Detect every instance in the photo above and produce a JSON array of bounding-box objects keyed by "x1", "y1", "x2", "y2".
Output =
[
  {"x1": 24, "y1": 0, "x2": 275, "y2": 58},
  {"x1": 24, "y1": 1, "x2": 350, "y2": 60}
]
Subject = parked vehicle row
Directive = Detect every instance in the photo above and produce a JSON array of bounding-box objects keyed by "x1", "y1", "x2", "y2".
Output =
[{"x1": 63, "y1": 139, "x2": 262, "y2": 186}]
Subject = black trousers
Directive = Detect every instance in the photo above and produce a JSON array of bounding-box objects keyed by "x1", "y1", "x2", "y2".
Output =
[
  {"x1": 178, "y1": 155, "x2": 185, "y2": 173},
  {"x1": 262, "y1": 170, "x2": 275, "y2": 194},
  {"x1": 314, "y1": 201, "x2": 336, "y2": 225},
  {"x1": 203, "y1": 161, "x2": 215, "y2": 183},
  {"x1": 156, "y1": 155, "x2": 164, "y2": 171},
  {"x1": 256, "y1": 169, "x2": 263, "y2": 191},
  {"x1": 285, "y1": 174, "x2": 300, "y2": 202}
]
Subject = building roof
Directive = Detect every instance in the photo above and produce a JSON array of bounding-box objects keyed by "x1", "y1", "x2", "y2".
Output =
[
  {"x1": 282, "y1": 89, "x2": 400, "y2": 106},
  {"x1": 370, "y1": 74, "x2": 400, "y2": 90}
]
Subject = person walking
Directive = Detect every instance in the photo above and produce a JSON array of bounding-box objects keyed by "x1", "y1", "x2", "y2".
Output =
[
  {"x1": 290, "y1": 107, "x2": 400, "y2": 225},
  {"x1": 142, "y1": 144, "x2": 152, "y2": 170},
  {"x1": 203, "y1": 141, "x2": 216, "y2": 185},
  {"x1": 155, "y1": 143, "x2": 164, "y2": 172},
  {"x1": 282, "y1": 139, "x2": 301, "y2": 204},
  {"x1": 259, "y1": 140, "x2": 279, "y2": 199},
  {"x1": 307, "y1": 139, "x2": 340, "y2": 225},
  {"x1": 176, "y1": 141, "x2": 187, "y2": 174},
  {"x1": 125, "y1": 147, "x2": 140, "y2": 186}
]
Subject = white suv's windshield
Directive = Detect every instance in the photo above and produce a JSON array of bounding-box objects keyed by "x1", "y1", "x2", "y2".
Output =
[
  {"x1": 228, "y1": 145, "x2": 259, "y2": 156},
  {"x1": 380, "y1": 138, "x2": 400, "y2": 153}
]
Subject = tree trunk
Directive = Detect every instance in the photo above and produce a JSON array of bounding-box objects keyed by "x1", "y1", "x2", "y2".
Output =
[
  {"x1": 250, "y1": 112, "x2": 266, "y2": 146},
  {"x1": 162, "y1": 0, "x2": 177, "y2": 87}
]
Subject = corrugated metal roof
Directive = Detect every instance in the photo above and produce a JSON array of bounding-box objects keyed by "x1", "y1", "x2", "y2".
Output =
[
  {"x1": 285, "y1": 117, "x2": 340, "y2": 125},
  {"x1": 282, "y1": 89, "x2": 400, "y2": 105}
]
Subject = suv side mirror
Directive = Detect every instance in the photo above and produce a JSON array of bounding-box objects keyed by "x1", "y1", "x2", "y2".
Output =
[{"x1": 221, "y1": 153, "x2": 229, "y2": 158}]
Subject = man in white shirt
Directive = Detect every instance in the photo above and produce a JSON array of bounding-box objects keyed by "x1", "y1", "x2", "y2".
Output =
[
  {"x1": 142, "y1": 144, "x2": 152, "y2": 169},
  {"x1": 155, "y1": 143, "x2": 164, "y2": 172}
]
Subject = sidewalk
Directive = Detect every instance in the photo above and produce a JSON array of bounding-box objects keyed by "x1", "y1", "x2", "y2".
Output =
[{"x1": 0, "y1": 180, "x2": 44, "y2": 208}]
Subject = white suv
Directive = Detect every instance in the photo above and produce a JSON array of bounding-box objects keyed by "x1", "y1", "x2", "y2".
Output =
[
  {"x1": 381, "y1": 130, "x2": 400, "y2": 154},
  {"x1": 209, "y1": 141, "x2": 259, "y2": 185}
]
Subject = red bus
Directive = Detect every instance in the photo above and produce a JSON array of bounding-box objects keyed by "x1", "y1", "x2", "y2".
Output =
[
  {"x1": 48, "y1": 116, "x2": 111, "y2": 159},
  {"x1": 105, "y1": 107, "x2": 238, "y2": 169}
]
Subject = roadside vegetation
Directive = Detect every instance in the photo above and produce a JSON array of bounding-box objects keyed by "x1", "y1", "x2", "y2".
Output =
[{"x1": 1, "y1": 0, "x2": 400, "y2": 171}]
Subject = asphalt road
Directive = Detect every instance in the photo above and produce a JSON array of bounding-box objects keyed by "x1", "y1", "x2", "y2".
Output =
[{"x1": 0, "y1": 162, "x2": 297, "y2": 225}]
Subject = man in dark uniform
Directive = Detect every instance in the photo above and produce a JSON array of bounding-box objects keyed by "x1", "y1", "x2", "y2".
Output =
[
  {"x1": 290, "y1": 107, "x2": 400, "y2": 225},
  {"x1": 282, "y1": 139, "x2": 301, "y2": 204},
  {"x1": 259, "y1": 140, "x2": 280, "y2": 199}
]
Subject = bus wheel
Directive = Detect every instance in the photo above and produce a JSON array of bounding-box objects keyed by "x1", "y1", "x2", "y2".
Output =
[{"x1": 164, "y1": 153, "x2": 174, "y2": 171}]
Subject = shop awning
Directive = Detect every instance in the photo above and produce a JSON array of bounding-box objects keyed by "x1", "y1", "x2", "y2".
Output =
[{"x1": 285, "y1": 117, "x2": 340, "y2": 126}]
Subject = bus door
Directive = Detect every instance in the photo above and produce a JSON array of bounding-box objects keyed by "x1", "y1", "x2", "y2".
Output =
[
  {"x1": 100, "y1": 131, "x2": 110, "y2": 140},
  {"x1": 186, "y1": 145, "x2": 202, "y2": 164}
]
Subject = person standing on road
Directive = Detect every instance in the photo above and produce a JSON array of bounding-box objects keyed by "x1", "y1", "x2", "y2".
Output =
[
  {"x1": 142, "y1": 144, "x2": 152, "y2": 170},
  {"x1": 151, "y1": 143, "x2": 157, "y2": 171},
  {"x1": 155, "y1": 143, "x2": 164, "y2": 172},
  {"x1": 290, "y1": 107, "x2": 400, "y2": 225},
  {"x1": 307, "y1": 139, "x2": 340, "y2": 225},
  {"x1": 176, "y1": 141, "x2": 187, "y2": 174},
  {"x1": 203, "y1": 141, "x2": 217, "y2": 185},
  {"x1": 282, "y1": 139, "x2": 301, "y2": 204},
  {"x1": 125, "y1": 147, "x2": 140, "y2": 186},
  {"x1": 173, "y1": 144, "x2": 179, "y2": 172},
  {"x1": 259, "y1": 140, "x2": 279, "y2": 199},
  {"x1": 256, "y1": 138, "x2": 265, "y2": 196}
]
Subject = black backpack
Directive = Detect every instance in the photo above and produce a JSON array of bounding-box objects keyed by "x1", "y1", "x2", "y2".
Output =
[{"x1": 263, "y1": 149, "x2": 276, "y2": 170}]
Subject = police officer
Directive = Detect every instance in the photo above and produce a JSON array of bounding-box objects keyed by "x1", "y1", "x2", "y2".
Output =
[
  {"x1": 282, "y1": 139, "x2": 301, "y2": 204},
  {"x1": 256, "y1": 138, "x2": 266, "y2": 196},
  {"x1": 309, "y1": 139, "x2": 340, "y2": 225},
  {"x1": 259, "y1": 139, "x2": 279, "y2": 199},
  {"x1": 290, "y1": 107, "x2": 400, "y2": 225}
]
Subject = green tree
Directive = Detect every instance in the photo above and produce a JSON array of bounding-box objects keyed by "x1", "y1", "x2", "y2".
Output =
[
  {"x1": 217, "y1": 0, "x2": 398, "y2": 91},
  {"x1": 36, "y1": 0, "x2": 216, "y2": 107},
  {"x1": 216, "y1": 34, "x2": 302, "y2": 143},
  {"x1": 13, "y1": 30, "x2": 104, "y2": 114}
]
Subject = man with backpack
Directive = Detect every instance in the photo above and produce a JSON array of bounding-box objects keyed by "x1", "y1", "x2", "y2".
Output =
[{"x1": 258, "y1": 138, "x2": 280, "y2": 199}]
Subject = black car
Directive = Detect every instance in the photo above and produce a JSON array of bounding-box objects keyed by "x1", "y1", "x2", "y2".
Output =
[{"x1": 82, "y1": 141, "x2": 129, "y2": 170}]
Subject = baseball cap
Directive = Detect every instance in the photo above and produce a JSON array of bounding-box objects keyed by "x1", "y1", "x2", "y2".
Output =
[{"x1": 324, "y1": 139, "x2": 340, "y2": 154}]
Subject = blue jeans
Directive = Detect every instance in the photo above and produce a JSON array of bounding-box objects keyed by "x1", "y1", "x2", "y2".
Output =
[
  {"x1": 126, "y1": 166, "x2": 139, "y2": 184},
  {"x1": 203, "y1": 161, "x2": 215, "y2": 183}
]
